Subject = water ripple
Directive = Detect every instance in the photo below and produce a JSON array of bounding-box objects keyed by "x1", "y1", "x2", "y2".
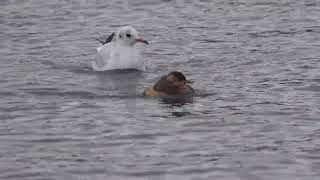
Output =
[{"x1": 0, "y1": 0, "x2": 319, "y2": 180}]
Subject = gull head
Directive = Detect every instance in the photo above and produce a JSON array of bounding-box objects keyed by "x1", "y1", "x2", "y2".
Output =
[{"x1": 115, "y1": 26, "x2": 149, "y2": 46}]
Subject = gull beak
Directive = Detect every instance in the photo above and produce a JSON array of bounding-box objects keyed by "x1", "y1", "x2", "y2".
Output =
[{"x1": 135, "y1": 38, "x2": 149, "y2": 44}]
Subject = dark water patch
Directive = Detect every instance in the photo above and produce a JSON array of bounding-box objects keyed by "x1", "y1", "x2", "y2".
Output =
[
  {"x1": 249, "y1": 30, "x2": 292, "y2": 38},
  {"x1": 66, "y1": 168, "x2": 107, "y2": 175},
  {"x1": 184, "y1": 152, "x2": 222, "y2": 160},
  {"x1": 148, "y1": 114, "x2": 172, "y2": 118},
  {"x1": 295, "y1": 85, "x2": 320, "y2": 92},
  {"x1": 310, "y1": 78, "x2": 320, "y2": 83},
  {"x1": 248, "y1": 28, "x2": 318, "y2": 38},
  {"x1": 20, "y1": 87, "x2": 61, "y2": 92},
  {"x1": 50, "y1": 91, "x2": 98, "y2": 98},
  {"x1": 21, "y1": 87, "x2": 100, "y2": 98},
  {"x1": 250, "y1": 2, "x2": 281, "y2": 6},
  {"x1": 243, "y1": 145, "x2": 279, "y2": 152},
  {"x1": 23, "y1": 87, "x2": 144, "y2": 99},
  {"x1": 278, "y1": 79, "x2": 306, "y2": 86},
  {"x1": 181, "y1": 120, "x2": 223, "y2": 128},
  {"x1": 160, "y1": 96, "x2": 194, "y2": 106},
  {"x1": 27, "y1": 137, "x2": 85, "y2": 143},
  {"x1": 25, "y1": 90, "x2": 96, "y2": 98},
  {"x1": 143, "y1": 90, "x2": 214, "y2": 107},
  {"x1": 218, "y1": 105, "x2": 242, "y2": 111},
  {"x1": 177, "y1": 127, "x2": 220, "y2": 134},
  {"x1": 69, "y1": 68, "x2": 146, "y2": 80},
  {"x1": 0, "y1": 114, "x2": 26, "y2": 121},
  {"x1": 41, "y1": 60, "x2": 91, "y2": 73},
  {"x1": 296, "y1": 65, "x2": 318, "y2": 69},
  {"x1": 28, "y1": 44, "x2": 51, "y2": 51},
  {"x1": 248, "y1": 101, "x2": 286, "y2": 107},
  {"x1": 254, "y1": 49, "x2": 283, "y2": 54},
  {"x1": 196, "y1": 92, "x2": 218, "y2": 98},
  {"x1": 131, "y1": 1, "x2": 163, "y2": 7},
  {"x1": 144, "y1": 52, "x2": 181, "y2": 56},
  {"x1": 98, "y1": 142, "x2": 133, "y2": 147},
  {"x1": 177, "y1": 26, "x2": 209, "y2": 30},
  {"x1": 173, "y1": 166, "x2": 221, "y2": 175},
  {"x1": 0, "y1": 91, "x2": 17, "y2": 97},
  {"x1": 227, "y1": 1, "x2": 246, "y2": 6},
  {"x1": 0, "y1": 171, "x2": 51, "y2": 180},
  {"x1": 304, "y1": 26, "x2": 320, "y2": 33},
  {"x1": 170, "y1": 111, "x2": 193, "y2": 117},
  {"x1": 115, "y1": 132, "x2": 169, "y2": 140},
  {"x1": 115, "y1": 170, "x2": 168, "y2": 177},
  {"x1": 75, "y1": 102, "x2": 103, "y2": 109},
  {"x1": 248, "y1": 110, "x2": 297, "y2": 116},
  {"x1": 151, "y1": 161, "x2": 181, "y2": 167},
  {"x1": 238, "y1": 59, "x2": 264, "y2": 66},
  {"x1": 198, "y1": 39, "x2": 232, "y2": 43},
  {"x1": 0, "y1": 105, "x2": 36, "y2": 113}
]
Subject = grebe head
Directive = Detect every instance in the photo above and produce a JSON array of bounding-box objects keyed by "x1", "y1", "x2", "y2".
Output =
[{"x1": 166, "y1": 71, "x2": 192, "y2": 88}]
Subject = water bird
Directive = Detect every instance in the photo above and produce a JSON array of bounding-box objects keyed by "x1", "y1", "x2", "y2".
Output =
[
  {"x1": 144, "y1": 71, "x2": 195, "y2": 97},
  {"x1": 92, "y1": 26, "x2": 149, "y2": 71}
]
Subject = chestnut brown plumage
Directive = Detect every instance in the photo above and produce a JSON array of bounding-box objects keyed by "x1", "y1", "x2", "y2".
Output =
[{"x1": 144, "y1": 71, "x2": 194, "y2": 97}]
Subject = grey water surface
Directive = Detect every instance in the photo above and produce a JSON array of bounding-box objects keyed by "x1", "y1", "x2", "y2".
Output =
[{"x1": 1, "y1": 0, "x2": 320, "y2": 179}]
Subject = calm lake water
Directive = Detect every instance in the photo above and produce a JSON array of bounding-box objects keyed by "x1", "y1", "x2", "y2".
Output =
[{"x1": 0, "y1": 0, "x2": 319, "y2": 179}]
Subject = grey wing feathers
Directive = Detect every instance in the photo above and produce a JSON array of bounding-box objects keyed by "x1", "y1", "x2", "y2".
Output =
[{"x1": 95, "y1": 33, "x2": 115, "y2": 45}]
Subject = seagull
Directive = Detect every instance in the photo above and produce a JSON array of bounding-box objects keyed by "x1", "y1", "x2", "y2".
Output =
[{"x1": 92, "y1": 26, "x2": 149, "y2": 71}]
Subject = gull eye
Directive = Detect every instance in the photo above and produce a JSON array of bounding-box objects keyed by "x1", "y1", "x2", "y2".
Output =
[{"x1": 126, "y1": 33, "x2": 131, "y2": 38}]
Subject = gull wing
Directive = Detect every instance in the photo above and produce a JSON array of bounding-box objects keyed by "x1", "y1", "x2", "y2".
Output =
[
  {"x1": 95, "y1": 33, "x2": 115, "y2": 45},
  {"x1": 93, "y1": 43, "x2": 112, "y2": 71}
]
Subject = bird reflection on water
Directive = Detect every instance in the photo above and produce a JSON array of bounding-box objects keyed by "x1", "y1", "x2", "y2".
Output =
[
  {"x1": 160, "y1": 94, "x2": 194, "y2": 106},
  {"x1": 161, "y1": 96, "x2": 194, "y2": 117},
  {"x1": 95, "y1": 69, "x2": 144, "y2": 97}
]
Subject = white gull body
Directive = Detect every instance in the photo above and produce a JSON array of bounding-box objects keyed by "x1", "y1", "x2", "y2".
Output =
[{"x1": 92, "y1": 26, "x2": 149, "y2": 71}]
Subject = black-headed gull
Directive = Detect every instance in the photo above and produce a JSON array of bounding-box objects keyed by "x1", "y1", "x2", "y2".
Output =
[{"x1": 92, "y1": 26, "x2": 149, "y2": 71}]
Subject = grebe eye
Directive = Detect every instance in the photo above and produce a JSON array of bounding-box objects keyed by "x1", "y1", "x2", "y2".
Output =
[{"x1": 126, "y1": 33, "x2": 131, "y2": 38}]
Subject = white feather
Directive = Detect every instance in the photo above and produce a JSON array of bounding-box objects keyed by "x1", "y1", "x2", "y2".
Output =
[{"x1": 92, "y1": 26, "x2": 147, "y2": 71}]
